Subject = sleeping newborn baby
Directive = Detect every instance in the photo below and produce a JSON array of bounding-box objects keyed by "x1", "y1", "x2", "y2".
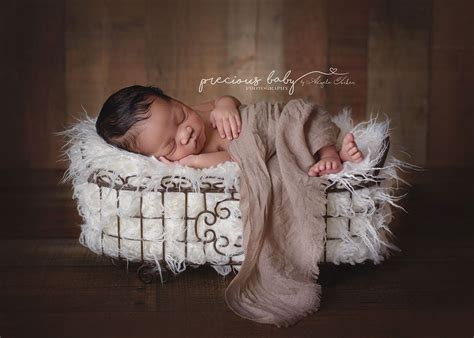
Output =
[{"x1": 96, "y1": 85, "x2": 364, "y2": 176}]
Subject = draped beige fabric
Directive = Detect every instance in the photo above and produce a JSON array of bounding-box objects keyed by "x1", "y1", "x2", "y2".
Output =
[{"x1": 225, "y1": 98, "x2": 341, "y2": 328}]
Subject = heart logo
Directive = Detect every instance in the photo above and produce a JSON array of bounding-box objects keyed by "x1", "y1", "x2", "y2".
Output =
[{"x1": 329, "y1": 67, "x2": 337, "y2": 73}]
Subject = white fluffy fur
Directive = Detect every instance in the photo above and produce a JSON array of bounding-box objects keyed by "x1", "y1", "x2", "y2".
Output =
[{"x1": 57, "y1": 108, "x2": 417, "y2": 281}]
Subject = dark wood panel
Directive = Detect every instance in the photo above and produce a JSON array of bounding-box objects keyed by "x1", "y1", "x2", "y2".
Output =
[
  {"x1": 1, "y1": 0, "x2": 472, "y2": 172},
  {"x1": 0, "y1": 2, "x2": 25, "y2": 169},
  {"x1": 428, "y1": 0, "x2": 474, "y2": 167},
  {"x1": 0, "y1": 169, "x2": 81, "y2": 238},
  {"x1": 20, "y1": 0, "x2": 66, "y2": 169},
  {"x1": 367, "y1": 0, "x2": 431, "y2": 167},
  {"x1": 147, "y1": 0, "x2": 230, "y2": 104},
  {"x1": 1, "y1": 0, "x2": 66, "y2": 169},
  {"x1": 103, "y1": 0, "x2": 148, "y2": 96},
  {"x1": 65, "y1": 0, "x2": 108, "y2": 125},
  {"x1": 282, "y1": 0, "x2": 327, "y2": 104},
  {"x1": 326, "y1": 0, "x2": 369, "y2": 123},
  {"x1": 226, "y1": 0, "x2": 286, "y2": 103},
  {"x1": 1, "y1": 309, "x2": 471, "y2": 338}
]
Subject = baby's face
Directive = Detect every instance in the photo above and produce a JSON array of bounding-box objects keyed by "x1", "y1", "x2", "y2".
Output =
[{"x1": 132, "y1": 98, "x2": 207, "y2": 161}]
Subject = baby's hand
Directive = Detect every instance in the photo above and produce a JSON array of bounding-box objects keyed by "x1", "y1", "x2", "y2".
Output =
[
  {"x1": 210, "y1": 97, "x2": 241, "y2": 140},
  {"x1": 308, "y1": 156, "x2": 342, "y2": 177},
  {"x1": 159, "y1": 154, "x2": 199, "y2": 168}
]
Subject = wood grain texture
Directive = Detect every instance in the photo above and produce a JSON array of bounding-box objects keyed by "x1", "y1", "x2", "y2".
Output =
[
  {"x1": 282, "y1": 0, "x2": 327, "y2": 104},
  {"x1": 367, "y1": 0, "x2": 431, "y2": 167},
  {"x1": 326, "y1": 0, "x2": 369, "y2": 123},
  {"x1": 0, "y1": 169, "x2": 81, "y2": 238},
  {"x1": 146, "y1": 0, "x2": 229, "y2": 104},
  {"x1": 227, "y1": 0, "x2": 286, "y2": 103},
  {"x1": 0, "y1": 1, "x2": 25, "y2": 168},
  {"x1": 104, "y1": 0, "x2": 148, "y2": 93},
  {"x1": 8, "y1": 0, "x2": 66, "y2": 169},
  {"x1": 65, "y1": 0, "x2": 108, "y2": 122},
  {"x1": 428, "y1": 0, "x2": 474, "y2": 167},
  {"x1": 66, "y1": 0, "x2": 160, "y2": 118},
  {"x1": 1, "y1": 0, "x2": 471, "y2": 170}
]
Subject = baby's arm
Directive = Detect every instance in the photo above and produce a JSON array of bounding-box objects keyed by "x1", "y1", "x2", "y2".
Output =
[
  {"x1": 192, "y1": 151, "x2": 233, "y2": 169},
  {"x1": 191, "y1": 95, "x2": 242, "y2": 140},
  {"x1": 191, "y1": 95, "x2": 241, "y2": 113},
  {"x1": 160, "y1": 151, "x2": 233, "y2": 169},
  {"x1": 215, "y1": 95, "x2": 241, "y2": 109}
]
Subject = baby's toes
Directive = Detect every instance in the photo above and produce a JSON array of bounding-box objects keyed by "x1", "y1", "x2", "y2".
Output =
[
  {"x1": 348, "y1": 146, "x2": 358, "y2": 155},
  {"x1": 352, "y1": 151, "x2": 363, "y2": 162},
  {"x1": 344, "y1": 141, "x2": 355, "y2": 150},
  {"x1": 308, "y1": 164, "x2": 320, "y2": 176},
  {"x1": 319, "y1": 168, "x2": 330, "y2": 176},
  {"x1": 343, "y1": 133, "x2": 354, "y2": 145},
  {"x1": 329, "y1": 162, "x2": 342, "y2": 173}
]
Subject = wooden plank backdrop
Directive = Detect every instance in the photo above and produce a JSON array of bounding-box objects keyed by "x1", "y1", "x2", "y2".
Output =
[
  {"x1": 367, "y1": 0, "x2": 431, "y2": 166},
  {"x1": 326, "y1": 0, "x2": 369, "y2": 125},
  {"x1": 429, "y1": 0, "x2": 474, "y2": 167},
  {"x1": 1, "y1": 0, "x2": 473, "y2": 170},
  {"x1": 0, "y1": 0, "x2": 473, "y2": 238}
]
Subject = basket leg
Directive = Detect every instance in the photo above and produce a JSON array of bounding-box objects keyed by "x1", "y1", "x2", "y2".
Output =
[{"x1": 137, "y1": 260, "x2": 174, "y2": 284}]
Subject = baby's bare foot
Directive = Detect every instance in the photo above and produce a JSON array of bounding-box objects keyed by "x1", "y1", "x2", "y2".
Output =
[
  {"x1": 339, "y1": 133, "x2": 364, "y2": 163},
  {"x1": 308, "y1": 156, "x2": 342, "y2": 177}
]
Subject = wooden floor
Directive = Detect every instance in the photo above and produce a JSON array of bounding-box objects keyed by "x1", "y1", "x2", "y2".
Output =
[{"x1": 0, "y1": 168, "x2": 472, "y2": 337}]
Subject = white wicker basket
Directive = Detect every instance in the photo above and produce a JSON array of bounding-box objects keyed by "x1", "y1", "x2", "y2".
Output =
[{"x1": 60, "y1": 111, "x2": 410, "y2": 284}]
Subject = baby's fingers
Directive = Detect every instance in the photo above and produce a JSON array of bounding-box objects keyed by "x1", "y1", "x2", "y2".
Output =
[
  {"x1": 216, "y1": 119, "x2": 225, "y2": 138},
  {"x1": 230, "y1": 116, "x2": 239, "y2": 138},
  {"x1": 233, "y1": 111, "x2": 242, "y2": 133},
  {"x1": 223, "y1": 119, "x2": 232, "y2": 140}
]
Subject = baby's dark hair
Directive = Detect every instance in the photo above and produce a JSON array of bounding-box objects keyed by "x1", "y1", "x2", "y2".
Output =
[{"x1": 96, "y1": 85, "x2": 173, "y2": 152}]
